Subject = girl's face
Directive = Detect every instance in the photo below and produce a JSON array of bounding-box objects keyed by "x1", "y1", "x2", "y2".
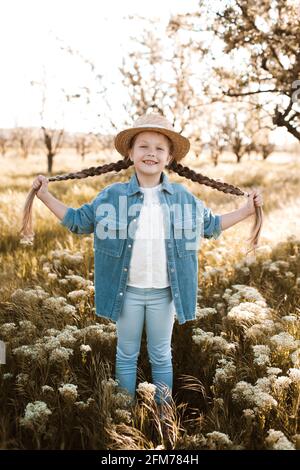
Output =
[{"x1": 128, "y1": 131, "x2": 173, "y2": 177}]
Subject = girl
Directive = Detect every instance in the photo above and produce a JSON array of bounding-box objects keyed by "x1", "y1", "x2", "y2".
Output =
[{"x1": 21, "y1": 113, "x2": 263, "y2": 407}]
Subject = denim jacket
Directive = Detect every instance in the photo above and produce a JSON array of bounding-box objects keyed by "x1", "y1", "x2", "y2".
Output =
[{"x1": 60, "y1": 171, "x2": 222, "y2": 325}]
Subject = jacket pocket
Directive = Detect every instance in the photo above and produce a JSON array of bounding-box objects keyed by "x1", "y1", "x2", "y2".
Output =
[
  {"x1": 94, "y1": 216, "x2": 127, "y2": 257},
  {"x1": 173, "y1": 217, "x2": 199, "y2": 258}
]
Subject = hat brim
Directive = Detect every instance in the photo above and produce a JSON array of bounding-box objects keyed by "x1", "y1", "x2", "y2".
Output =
[{"x1": 114, "y1": 126, "x2": 190, "y2": 161}]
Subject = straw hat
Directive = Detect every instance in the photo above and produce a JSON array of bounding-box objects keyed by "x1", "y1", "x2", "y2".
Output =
[{"x1": 114, "y1": 113, "x2": 190, "y2": 161}]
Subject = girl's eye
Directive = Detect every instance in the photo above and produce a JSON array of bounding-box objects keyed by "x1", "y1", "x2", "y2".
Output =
[{"x1": 139, "y1": 145, "x2": 164, "y2": 150}]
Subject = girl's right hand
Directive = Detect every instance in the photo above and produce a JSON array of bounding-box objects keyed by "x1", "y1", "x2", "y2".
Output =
[{"x1": 32, "y1": 175, "x2": 49, "y2": 199}]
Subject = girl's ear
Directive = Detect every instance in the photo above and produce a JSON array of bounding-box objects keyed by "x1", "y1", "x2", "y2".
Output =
[{"x1": 127, "y1": 149, "x2": 133, "y2": 162}]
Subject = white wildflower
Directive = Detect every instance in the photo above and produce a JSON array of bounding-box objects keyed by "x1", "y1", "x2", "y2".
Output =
[
  {"x1": 12, "y1": 344, "x2": 47, "y2": 362},
  {"x1": 243, "y1": 409, "x2": 255, "y2": 419},
  {"x1": 192, "y1": 328, "x2": 236, "y2": 353},
  {"x1": 38, "y1": 336, "x2": 61, "y2": 352},
  {"x1": 56, "y1": 331, "x2": 77, "y2": 348},
  {"x1": 41, "y1": 385, "x2": 55, "y2": 394},
  {"x1": 265, "y1": 429, "x2": 295, "y2": 450},
  {"x1": 196, "y1": 307, "x2": 217, "y2": 319},
  {"x1": 49, "y1": 347, "x2": 73, "y2": 363},
  {"x1": 58, "y1": 383, "x2": 78, "y2": 402},
  {"x1": 206, "y1": 431, "x2": 233, "y2": 449},
  {"x1": 252, "y1": 392, "x2": 278, "y2": 412},
  {"x1": 67, "y1": 290, "x2": 88, "y2": 302},
  {"x1": 273, "y1": 376, "x2": 292, "y2": 392},
  {"x1": 245, "y1": 320, "x2": 276, "y2": 341},
  {"x1": 3, "y1": 373, "x2": 14, "y2": 380},
  {"x1": 20, "y1": 401, "x2": 52, "y2": 433},
  {"x1": 227, "y1": 302, "x2": 269, "y2": 325},
  {"x1": 64, "y1": 274, "x2": 93, "y2": 289},
  {"x1": 270, "y1": 332, "x2": 299, "y2": 351},
  {"x1": 232, "y1": 381, "x2": 278, "y2": 412},
  {"x1": 11, "y1": 287, "x2": 49, "y2": 308},
  {"x1": 137, "y1": 382, "x2": 156, "y2": 397},
  {"x1": 47, "y1": 273, "x2": 58, "y2": 281},
  {"x1": 290, "y1": 349, "x2": 300, "y2": 367},
  {"x1": 267, "y1": 367, "x2": 282, "y2": 376},
  {"x1": 113, "y1": 391, "x2": 134, "y2": 408},
  {"x1": 256, "y1": 377, "x2": 273, "y2": 393},
  {"x1": 74, "y1": 324, "x2": 116, "y2": 344},
  {"x1": 75, "y1": 397, "x2": 95, "y2": 412},
  {"x1": 64, "y1": 325, "x2": 78, "y2": 333},
  {"x1": 19, "y1": 320, "x2": 37, "y2": 337},
  {"x1": 101, "y1": 378, "x2": 119, "y2": 389},
  {"x1": 281, "y1": 315, "x2": 299, "y2": 325},
  {"x1": 80, "y1": 344, "x2": 92, "y2": 353},
  {"x1": 287, "y1": 368, "x2": 300, "y2": 385},
  {"x1": 43, "y1": 296, "x2": 76, "y2": 317},
  {"x1": 285, "y1": 271, "x2": 295, "y2": 278},
  {"x1": 213, "y1": 359, "x2": 236, "y2": 386},
  {"x1": 223, "y1": 285, "x2": 266, "y2": 309},
  {"x1": 1, "y1": 323, "x2": 17, "y2": 339},
  {"x1": 252, "y1": 345, "x2": 271, "y2": 366},
  {"x1": 114, "y1": 409, "x2": 132, "y2": 424},
  {"x1": 45, "y1": 328, "x2": 61, "y2": 337}
]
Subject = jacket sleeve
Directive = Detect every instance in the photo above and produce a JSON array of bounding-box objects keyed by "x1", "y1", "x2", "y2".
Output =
[
  {"x1": 60, "y1": 200, "x2": 95, "y2": 234},
  {"x1": 203, "y1": 206, "x2": 222, "y2": 239}
]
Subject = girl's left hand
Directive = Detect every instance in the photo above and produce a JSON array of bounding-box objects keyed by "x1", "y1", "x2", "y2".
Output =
[{"x1": 244, "y1": 189, "x2": 264, "y2": 216}]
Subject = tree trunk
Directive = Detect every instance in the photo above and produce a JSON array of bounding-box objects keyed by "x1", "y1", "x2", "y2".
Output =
[{"x1": 47, "y1": 153, "x2": 54, "y2": 174}]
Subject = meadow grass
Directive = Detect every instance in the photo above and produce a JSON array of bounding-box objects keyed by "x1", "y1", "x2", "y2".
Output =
[{"x1": 0, "y1": 153, "x2": 299, "y2": 449}]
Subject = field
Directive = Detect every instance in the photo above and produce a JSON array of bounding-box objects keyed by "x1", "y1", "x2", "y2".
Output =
[{"x1": 0, "y1": 151, "x2": 299, "y2": 450}]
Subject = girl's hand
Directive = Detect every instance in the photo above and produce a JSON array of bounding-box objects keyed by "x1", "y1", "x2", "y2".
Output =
[
  {"x1": 244, "y1": 189, "x2": 264, "y2": 216},
  {"x1": 32, "y1": 175, "x2": 49, "y2": 199}
]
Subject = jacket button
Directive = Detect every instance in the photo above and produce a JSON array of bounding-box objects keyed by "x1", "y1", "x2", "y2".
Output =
[
  {"x1": 171, "y1": 268, "x2": 174, "y2": 272},
  {"x1": 168, "y1": 243, "x2": 171, "y2": 248},
  {"x1": 119, "y1": 292, "x2": 123, "y2": 296},
  {"x1": 133, "y1": 219, "x2": 137, "y2": 222},
  {"x1": 124, "y1": 268, "x2": 128, "y2": 271},
  {"x1": 128, "y1": 244, "x2": 132, "y2": 248},
  {"x1": 175, "y1": 293, "x2": 178, "y2": 297}
]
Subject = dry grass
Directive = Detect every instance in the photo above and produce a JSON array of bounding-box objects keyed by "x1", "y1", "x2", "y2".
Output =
[{"x1": 0, "y1": 151, "x2": 299, "y2": 450}]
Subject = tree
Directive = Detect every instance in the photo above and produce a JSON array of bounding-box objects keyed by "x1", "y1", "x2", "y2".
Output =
[
  {"x1": 221, "y1": 113, "x2": 253, "y2": 163},
  {"x1": 30, "y1": 75, "x2": 65, "y2": 174},
  {"x1": 211, "y1": 0, "x2": 300, "y2": 142},
  {"x1": 0, "y1": 130, "x2": 11, "y2": 157},
  {"x1": 74, "y1": 133, "x2": 94, "y2": 161},
  {"x1": 118, "y1": 15, "x2": 209, "y2": 139},
  {"x1": 11, "y1": 127, "x2": 35, "y2": 159},
  {"x1": 41, "y1": 127, "x2": 64, "y2": 174}
]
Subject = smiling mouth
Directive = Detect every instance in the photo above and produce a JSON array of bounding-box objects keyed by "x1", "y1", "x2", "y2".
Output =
[{"x1": 143, "y1": 160, "x2": 158, "y2": 165}]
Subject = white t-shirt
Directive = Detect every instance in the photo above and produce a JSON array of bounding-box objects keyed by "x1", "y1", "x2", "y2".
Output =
[{"x1": 127, "y1": 183, "x2": 170, "y2": 288}]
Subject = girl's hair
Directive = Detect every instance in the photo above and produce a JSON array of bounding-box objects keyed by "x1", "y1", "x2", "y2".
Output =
[{"x1": 20, "y1": 140, "x2": 263, "y2": 256}]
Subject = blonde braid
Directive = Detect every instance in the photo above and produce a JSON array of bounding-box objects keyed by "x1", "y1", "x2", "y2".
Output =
[
  {"x1": 168, "y1": 160, "x2": 263, "y2": 256},
  {"x1": 20, "y1": 159, "x2": 133, "y2": 244}
]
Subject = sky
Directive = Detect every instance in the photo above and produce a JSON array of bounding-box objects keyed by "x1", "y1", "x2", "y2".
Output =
[
  {"x1": 0, "y1": 0, "x2": 297, "y2": 146},
  {"x1": 0, "y1": 0, "x2": 199, "y2": 132}
]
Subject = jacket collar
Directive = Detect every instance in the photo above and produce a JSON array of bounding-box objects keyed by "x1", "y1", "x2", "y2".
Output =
[{"x1": 127, "y1": 171, "x2": 174, "y2": 196}]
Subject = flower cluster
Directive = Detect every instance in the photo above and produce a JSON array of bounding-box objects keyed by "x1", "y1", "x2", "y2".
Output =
[
  {"x1": 20, "y1": 401, "x2": 52, "y2": 433},
  {"x1": 192, "y1": 328, "x2": 236, "y2": 354}
]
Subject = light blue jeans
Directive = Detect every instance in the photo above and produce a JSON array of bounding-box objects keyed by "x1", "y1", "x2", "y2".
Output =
[{"x1": 115, "y1": 285, "x2": 175, "y2": 405}]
